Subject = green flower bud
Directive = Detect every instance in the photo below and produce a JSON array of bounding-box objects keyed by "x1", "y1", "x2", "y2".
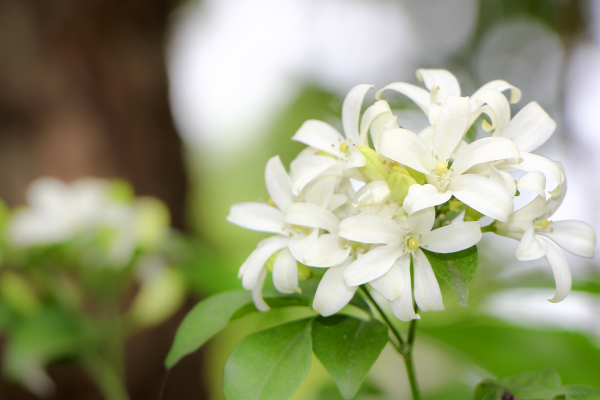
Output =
[
  {"x1": 464, "y1": 206, "x2": 484, "y2": 221},
  {"x1": 388, "y1": 166, "x2": 417, "y2": 204},
  {"x1": 135, "y1": 197, "x2": 171, "y2": 251},
  {"x1": 357, "y1": 146, "x2": 389, "y2": 182},
  {"x1": 406, "y1": 166, "x2": 427, "y2": 185},
  {"x1": 297, "y1": 263, "x2": 312, "y2": 280},
  {"x1": 108, "y1": 179, "x2": 135, "y2": 203}
]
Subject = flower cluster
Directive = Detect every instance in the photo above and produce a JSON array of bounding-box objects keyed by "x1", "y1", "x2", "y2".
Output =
[{"x1": 227, "y1": 69, "x2": 596, "y2": 320}]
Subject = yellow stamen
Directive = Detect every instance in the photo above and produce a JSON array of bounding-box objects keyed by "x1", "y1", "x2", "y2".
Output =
[
  {"x1": 268, "y1": 198, "x2": 275, "y2": 207},
  {"x1": 408, "y1": 238, "x2": 419, "y2": 250},
  {"x1": 540, "y1": 219, "x2": 549, "y2": 228},
  {"x1": 339, "y1": 142, "x2": 349, "y2": 153},
  {"x1": 435, "y1": 162, "x2": 448, "y2": 174}
]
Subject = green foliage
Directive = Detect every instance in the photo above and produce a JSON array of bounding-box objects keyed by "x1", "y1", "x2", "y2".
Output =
[
  {"x1": 423, "y1": 246, "x2": 478, "y2": 308},
  {"x1": 223, "y1": 318, "x2": 313, "y2": 400},
  {"x1": 311, "y1": 315, "x2": 388, "y2": 399},
  {"x1": 474, "y1": 368, "x2": 600, "y2": 400},
  {"x1": 166, "y1": 291, "x2": 252, "y2": 368}
]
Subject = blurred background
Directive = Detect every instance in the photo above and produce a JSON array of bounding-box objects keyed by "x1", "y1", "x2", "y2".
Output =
[{"x1": 1, "y1": 0, "x2": 599, "y2": 399}]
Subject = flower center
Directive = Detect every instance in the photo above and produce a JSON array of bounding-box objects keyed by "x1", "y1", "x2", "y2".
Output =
[
  {"x1": 407, "y1": 237, "x2": 419, "y2": 250},
  {"x1": 339, "y1": 142, "x2": 349, "y2": 154},
  {"x1": 435, "y1": 162, "x2": 448, "y2": 174},
  {"x1": 540, "y1": 219, "x2": 549, "y2": 228}
]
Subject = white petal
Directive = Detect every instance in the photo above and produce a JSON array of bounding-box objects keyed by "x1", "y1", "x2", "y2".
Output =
[
  {"x1": 375, "y1": 82, "x2": 431, "y2": 115},
  {"x1": 338, "y1": 214, "x2": 404, "y2": 245},
  {"x1": 505, "y1": 102, "x2": 556, "y2": 153},
  {"x1": 343, "y1": 245, "x2": 404, "y2": 286},
  {"x1": 471, "y1": 80, "x2": 521, "y2": 105},
  {"x1": 495, "y1": 195, "x2": 547, "y2": 239},
  {"x1": 546, "y1": 162, "x2": 566, "y2": 217},
  {"x1": 379, "y1": 129, "x2": 435, "y2": 175},
  {"x1": 285, "y1": 203, "x2": 340, "y2": 234},
  {"x1": 418, "y1": 125, "x2": 434, "y2": 150},
  {"x1": 447, "y1": 175, "x2": 513, "y2": 223},
  {"x1": 304, "y1": 175, "x2": 336, "y2": 208},
  {"x1": 490, "y1": 166, "x2": 517, "y2": 198},
  {"x1": 303, "y1": 234, "x2": 351, "y2": 268},
  {"x1": 432, "y1": 95, "x2": 470, "y2": 162},
  {"x1": 290, "y1": 155, "x2": 338, "y2": 196},
  {"x1": 515, "y1": 226, "x2": 547, "y2": 261},
  {"x1": 272, "y1": 248, "x2": 299, "y2": 294},
  {"x1": 288, "y1": 229, "x2": 319, "y2": 262},
  {"x1": 540, "y1": 237, "x2": 571, "y2": 303},
  {"x1": 241, "y1": 236, "x2": 289, "y2": 290},
  {"x1": 252, "y1": 268, "x2": 270, "y2": 312},
  {"x1": 312, "y1": 258, "x2": 358, "y2": 316},
  {"x1": 227, "y1": 202, "x2": 285, "y2": 234},
  {"x1": 352, "y1": 181, "x2": 392, "y2": 211},
  {"x1": 471, "y1": 89, "x2": 511, "y2": 136},
  {"x1": 518, "y1": 153, "x2": 563, "y2": 185},
  {"x1": 403, "y1": 184, "x2": 452, "y2": 215},
  {"x1": 407, "y1": 207, "x2": 436, "y2": 236},
  {"x1": 370, "y1": 260, "x2": 404, "y2": 301},
  {"x1": 517, "y1": 171, "x2": 546, "y2": 198},
  {"x1": 413, "y1": 249, "x2": 445, "y2": 312},
  {"x1": 265, "y1": 156, "x2": 293, "y2": 211},
  {"x1": 538, "y1": 220, "x2": 596, "y2": 258},
  {"x1": 327, "y1": 194, "x2": 348, "y2": 212},
  {"x1": 388, "y1": 255, "x2": 420, "y2": 321},
  {"x1": 359, "y1": 100, "x2": 396, "y2": 147},
  {"x1": 416, "y1": 69, "x2": 461, "y2": 102},
  {"x1": 421, "y1": 222, "x2": 482, "y2": 253},
  {"x1": 451, "y1": 137, "x2": 521, "y2": 177},
  {"x1": 291, "y1": 120, "x2": 346, "y2": 158},
  {"x1": 345, "y1": 145, "x2": 367, "y2": 169},
  {"x1": 343, "y1": 84, "x2": 373, "y2": 143}
]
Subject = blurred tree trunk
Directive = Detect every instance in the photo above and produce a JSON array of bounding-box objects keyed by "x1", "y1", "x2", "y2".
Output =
[{"x1": 0, "y1": 0, "x2": 205, "y2": 399}]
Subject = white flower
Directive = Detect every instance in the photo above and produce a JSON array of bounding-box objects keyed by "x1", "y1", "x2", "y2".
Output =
[
  {"x1": 376, "y1": 68, "x2": 521, "y2": 127},
  {"x1": 9, "y1": 178, "x2": 110, "y2": 246},
  {"x1": 338, "y1": 207, "x2": 482, "y2": 320},
  {"x1": 494, "y1": 171, "x2": 596, "y2": 303},
  {"x1": 379, "y1": 95, "x2": 521, "y2": 222},
  {"x1": 227, "y1": 155, "x2": 340, "y2": 311},
  {"x1": 8, "y1": 178, "x2": 142, "y2": 267},
  {"x1": 289, "y1": 84, "x2": 399, "y2": 195}
]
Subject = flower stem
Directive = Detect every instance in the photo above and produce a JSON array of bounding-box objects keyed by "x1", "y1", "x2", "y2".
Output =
[
  {"x1": 358, "y1": 285, "x2": 421, "y2": 400},
  {"x1": 402, "y1": 314, "x2": 421, "y2": 400},
  {"x1": 358, "y1": 285, "x2": 404, "y2": 347}
]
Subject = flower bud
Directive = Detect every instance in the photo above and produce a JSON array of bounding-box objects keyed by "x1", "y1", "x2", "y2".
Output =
[
  {"x1": 388, "y1": 166, "x2": 417, "y2": 204},
  {"x1": 356, "y1": 146, "x2": 389, "y2": 182},
  {"x1": 297, "y1": 263, "x2": 312, "y2": 280},
  {"x1": 464, "y1": 206, "x2": 484, "y2": 221}
]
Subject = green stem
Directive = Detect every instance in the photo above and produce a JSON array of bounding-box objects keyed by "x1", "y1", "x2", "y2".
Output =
[
  {"x1": 359, "y1": 285, "x2": 404, "y2": 347},
  {"x1": 403, "y1": 312, "x2": 421, "y2": 400},
  {"x1": 84, "y1": 355, "x2": 129, "y2": 400}
]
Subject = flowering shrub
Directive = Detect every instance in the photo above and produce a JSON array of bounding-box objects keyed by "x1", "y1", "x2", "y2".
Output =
[{"x1": 169, "y1": 69, "x2": 597, "y2": 400}]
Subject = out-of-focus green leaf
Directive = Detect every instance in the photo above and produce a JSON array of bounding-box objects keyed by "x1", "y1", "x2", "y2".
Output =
[
  {"x1": 473, "y1": 368, "x2": 600, "y2": 400},
  {"x1": 423, "y1": 246, "x2": 478, "y2": 308},
  {"x1": 165, "y1": 290, "x2": 252, "y2": 368},
  {"x1": 312, "y1": 316, "x2": 387, "y2": 399},
  {"x1": 420, "y1": 317, "x2": 600, "y2": 387},
  {"x1": 0, "y1": 271, "x2": 40, "y2": 316},
  {"x1": 3, "y1": 308, "x2": 93, "y2": 381},
  {"x1": 128, "y1": 267, "x2": 186, "y2": 330},
  {"x1": 314, "y1": 380, "x2": 383, "y2": 400},
  {"x1": 223, "y1": 318, "x2": 313, "y2": 400}
]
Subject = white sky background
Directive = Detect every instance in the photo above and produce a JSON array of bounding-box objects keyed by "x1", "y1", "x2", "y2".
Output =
[{"x1": 167, "y1": 0, "x2": 600, "y2": 335}]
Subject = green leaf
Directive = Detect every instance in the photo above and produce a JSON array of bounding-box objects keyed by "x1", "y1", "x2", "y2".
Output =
[
  {"x1": 423, "y1": 246, "x2": 478, "y2": 308},
  {"x1": 230, "y1": 296, "x2": 310, "y2": 320},
  {"x1": 473, "y1": 369, "x2": 600, "y2": 400},
  {"x1": 223, "y1": 318, "x2": 313, "y2": 400},
  {"x1": 311, "y1": 315, "x2": 388, "y2": 399},
  {"x1": 166, "y1": 290, "x2": 252, "y2": 368},
  {"x1": 564, "y1": 385, "x2": 600, "y2": 400}
]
